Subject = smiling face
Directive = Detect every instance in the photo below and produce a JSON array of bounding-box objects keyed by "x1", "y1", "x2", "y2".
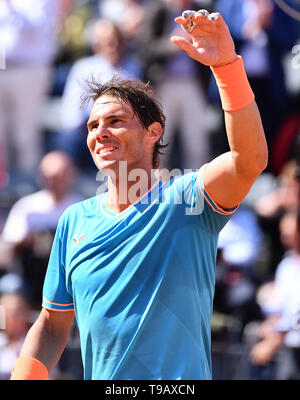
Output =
[{"x1": 87, "y1": 94, "x2": 161, "y2": 175}]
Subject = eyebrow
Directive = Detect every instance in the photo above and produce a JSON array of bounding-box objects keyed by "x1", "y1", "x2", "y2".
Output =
[{"x1": 87, "y1": 113, "x2": 127, "y2": 130}]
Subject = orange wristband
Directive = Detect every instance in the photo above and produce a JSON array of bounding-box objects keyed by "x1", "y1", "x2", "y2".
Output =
[
  {"x1": 211, "y1": 56, "x2": 255, "y2": 112},
  {"x1": 10, "y1": 357, "x2": 48, "y2": 380}
]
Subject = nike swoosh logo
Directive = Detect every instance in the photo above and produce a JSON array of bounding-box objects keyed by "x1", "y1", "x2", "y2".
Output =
[{"x1": 73, "y1": 234, "x2": 85, "y2": 245}]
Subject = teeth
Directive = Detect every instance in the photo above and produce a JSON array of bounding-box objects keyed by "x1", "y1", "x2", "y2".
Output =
[{"x1": 98, "y1": 147, "x2": 116, "y2": 154}]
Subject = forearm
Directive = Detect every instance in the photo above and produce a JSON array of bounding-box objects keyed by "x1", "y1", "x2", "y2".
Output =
[
  {"x1": 224, "y1": 100, "x2": 268, "y2": 178},
  {"x1": 14, "y1": 308, "x2": 74, "y2": 379},
  {"x1": 210, "y1": 55, "x2": 268, "y2": 177},
  {"x1": 19, "y1": 314, "x2": 68, "y2": 374},
  {"x1": 203, "y1": 59, "x2": 268, "y2": 208}
]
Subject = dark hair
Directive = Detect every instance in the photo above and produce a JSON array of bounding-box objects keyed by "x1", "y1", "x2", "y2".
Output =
[{"x1": 81, "y1": 76, "x2": 167, "y2": 168}]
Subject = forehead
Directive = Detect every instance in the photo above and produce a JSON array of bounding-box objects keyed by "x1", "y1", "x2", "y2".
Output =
[{"x1": 90, "y1": 94, "x2": 134, "y2": 119}]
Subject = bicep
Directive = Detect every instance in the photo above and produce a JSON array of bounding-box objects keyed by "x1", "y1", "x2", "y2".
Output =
[{"x1": 40, "y1": 307, "x2": 75, "y2": 335}]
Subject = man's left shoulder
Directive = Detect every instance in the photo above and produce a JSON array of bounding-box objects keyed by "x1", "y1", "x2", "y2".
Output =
[{"x1": 59, "y1": 194, "x2": 99, "y2": 221}]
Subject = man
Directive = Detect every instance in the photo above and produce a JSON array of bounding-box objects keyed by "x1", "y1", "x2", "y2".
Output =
[
  {"x1": 2, "y1": 151, "x2": 80, "y2": 245},
  {"x1": 11, "y1": 10, "x2": 267, "y2": 380},
  {"x1": 1, "y1": 151, "x2": 81, "y2": 308},
  {"x1": 0, "y1": 284, "x2": 32, "y2": 380},
  {"x1": 0, "y1": 0, "x2": 69, "y2": 177},
  {"x1": 250, "y1": 210, "x2": 300, "y2": 379}
]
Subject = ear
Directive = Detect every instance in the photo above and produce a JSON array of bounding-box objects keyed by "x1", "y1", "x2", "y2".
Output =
[{"x1": 146, "y1": 122, "x2": 163, "y2": 145}]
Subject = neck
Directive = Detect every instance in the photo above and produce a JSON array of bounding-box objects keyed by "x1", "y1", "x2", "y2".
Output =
[
  {"x1": 50, "y1": 191, "x2": 67, "y2": 204},
  {"x1": 106, "y1": 165, "x2": 159, "y2": 214}
]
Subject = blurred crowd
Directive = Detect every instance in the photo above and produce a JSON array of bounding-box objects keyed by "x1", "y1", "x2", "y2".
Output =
[{"x1": 0, "y1": 0, "x2": 300, "y2": 380}]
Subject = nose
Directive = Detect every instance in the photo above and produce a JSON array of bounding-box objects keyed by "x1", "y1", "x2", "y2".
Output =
[{"x1": 94, "y1": 124, "x2": 112, "y2": 141}]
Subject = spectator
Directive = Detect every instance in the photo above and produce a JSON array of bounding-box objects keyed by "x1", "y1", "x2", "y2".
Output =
[
  {"x1": 214, "y1": 206, "x2": 263, "y2": 341},
  {"x1": 137, "y1": 0, "x2": 213, "y2": 170},
  {"x1": 0, "y1": 0, "x2": 66, "y2": 180},
  {"x1": 255, "y1": 160, "x2": 298, "y2": 219},
  {"x1": 57, "y1": 18, "x2": 142, "y2": 169},
  {"x1": 1, "y1": 151, "x2": 82, "y2": 308},
  {"x1": 0, "y1": 274, "x2": 31, "y2": 380},
  {"x1": 254, "y1": 159, "x2": 298, "y2": 275},
  {"x1": 98, "y1": 0, "x2": 145, "y2": 43},
  {"x1": 249, "y1": 209, "x2": 300, "y2": 379},
  {"x1": 0, "y1": 273, "x2": 76, "y2": 380},
  {"x1": 270, "y1": 98, "x2": 300, "y2": 176},
  {"x1": 2, "y1": 151, "x2": 81, "y2": 245}
]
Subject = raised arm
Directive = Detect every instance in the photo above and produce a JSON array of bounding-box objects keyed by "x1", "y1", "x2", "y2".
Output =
[{"x1": 171, "y1": 10, "x2": 268, "y2": 209}]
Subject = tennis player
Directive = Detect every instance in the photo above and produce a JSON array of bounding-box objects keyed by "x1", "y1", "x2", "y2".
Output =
[{"x1": 11, "y1": 10, "x2": 268, "y2": 380}]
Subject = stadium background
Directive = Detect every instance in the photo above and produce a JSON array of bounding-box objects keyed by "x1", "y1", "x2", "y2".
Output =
[{"x1": 0, "y1": 0, "x2": 300, "y2": 380}]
